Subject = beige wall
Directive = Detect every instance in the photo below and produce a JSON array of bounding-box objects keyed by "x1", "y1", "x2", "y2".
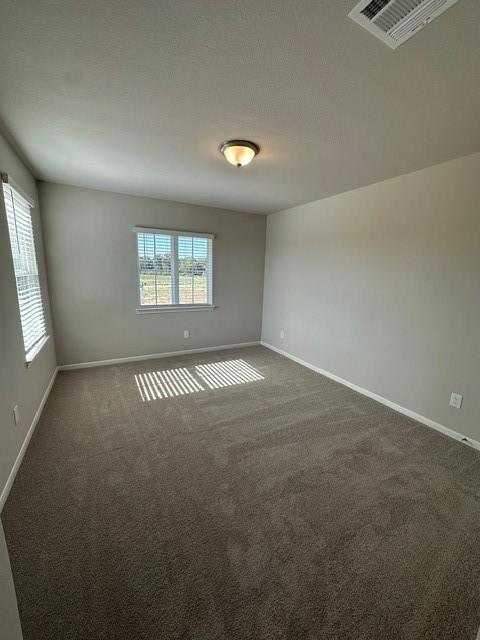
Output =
[
  {"x1": 0, "y1": 133, "x2": 56, "y2": 505},
  {"x1": 262, "y1": 153, "x2": 480, "y2": 442},
  {"x1": 39, "y1": 182, "x2": 266, "y2": 366}
]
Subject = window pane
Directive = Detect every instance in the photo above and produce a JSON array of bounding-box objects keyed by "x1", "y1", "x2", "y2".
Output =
[
  {"x1": 178, "y1": 236, "x2": 194, "y2": 304},
  {"x1": 138, "y1": 233, "x2": 156, "y2": 305},
  {"x1": 193, "y1": 237, "x2": 208, "y2": 304},
  {"x1": 178, "y1": 236, "x2": 209, "y2": 305},
  {"x1": 3, "y1": 182, "x2": 47, "y2": 360},
  {"x1": 138, "y1": 233, "x2": 173, "y2": 305},
  {"x1": 154, "y1": 234, "x2": 172, "y2": 305}
]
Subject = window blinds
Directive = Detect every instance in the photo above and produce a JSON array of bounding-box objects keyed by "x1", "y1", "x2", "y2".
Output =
[
  {"x1": 2, "y1": 178, "x2": 47, "y2": 362},
  {"x1": 135, "y1": 229, "x2": 213, "y2": 308}
]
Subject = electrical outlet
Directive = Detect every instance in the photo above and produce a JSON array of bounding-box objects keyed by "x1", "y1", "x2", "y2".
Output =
[
  {"x1": 280, "y1": 329, "x2": 285, "y2": 339},
  {"x1": 184, "y1": 330, "x2": 190, "y2": 339},
  {"x1": 13, "y1": 405, "x2": 20, "y2": 426},
  {"x1": 449, "y1": 392, "x2": 463, "y2": 409}
]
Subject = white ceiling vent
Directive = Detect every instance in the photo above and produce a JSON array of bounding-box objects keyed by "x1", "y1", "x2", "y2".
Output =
[{"x1": 348, "y1": 0, "x2": 460, "y2": 48}]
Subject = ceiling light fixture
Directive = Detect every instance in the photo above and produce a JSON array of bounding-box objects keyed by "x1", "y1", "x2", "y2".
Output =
[{"x1": 220, "y1": 140, "x2": 259, "y2": 167}]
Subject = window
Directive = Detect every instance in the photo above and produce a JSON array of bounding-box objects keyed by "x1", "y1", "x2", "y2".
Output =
[
  {"x1": 134, "y1": 227, "x2": 214, "y2": 310},
  {"x1": 2, "y1": 175, "x2": 48, "y2": 364}
]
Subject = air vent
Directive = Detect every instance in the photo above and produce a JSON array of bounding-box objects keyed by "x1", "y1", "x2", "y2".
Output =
[{"x1": 349, "y1": 0, "x2": 460, "y2": 48}]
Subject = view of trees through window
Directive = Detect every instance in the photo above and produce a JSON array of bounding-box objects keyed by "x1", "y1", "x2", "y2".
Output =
[{"x1": 137, "y1": 232, "x2": 210, "y2": 306}]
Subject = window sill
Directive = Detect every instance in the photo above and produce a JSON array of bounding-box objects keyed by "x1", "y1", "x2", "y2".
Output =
[
  {"x1": 136, "y1": 305, "x2": 217, "y2": 314},
  {"x1": 26, "y1": 335, "x2": 50, "y2": 368}
]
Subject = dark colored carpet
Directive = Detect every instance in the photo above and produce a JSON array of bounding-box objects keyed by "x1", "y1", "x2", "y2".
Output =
[{"x1": 3, "y1": 346, "x2": 480, "y2": 640}]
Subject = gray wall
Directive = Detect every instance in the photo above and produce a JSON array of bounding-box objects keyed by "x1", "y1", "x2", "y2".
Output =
[
  {"x1": 262, "y1": 153, "x2": 480, "y2": 442},
  {"x1": 0, "y1": 132, "x2": 56, "y2": 640},
  {"x1": 0, "y1": 133, "x2": 56, "y2": 503},
  {"x1": 39, "y1": 182, "x2": 266, "y2": 366},
  {"x1": 0, "y1": 522, "x2": 22, "y2": 640}
]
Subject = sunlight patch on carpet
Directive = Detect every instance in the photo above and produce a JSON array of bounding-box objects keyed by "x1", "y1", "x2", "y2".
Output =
[{"x1": 135, "y1": 359, "x2": 264, "y2": 401}]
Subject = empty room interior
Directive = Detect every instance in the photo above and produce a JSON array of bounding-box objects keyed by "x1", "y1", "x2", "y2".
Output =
[{"x1": 1, "y1": 1, "x2": 480, "y2": 639}]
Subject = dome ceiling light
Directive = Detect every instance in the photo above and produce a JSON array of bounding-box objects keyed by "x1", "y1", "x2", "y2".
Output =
[{"x1": 220, "y1": 140, "x2": 259, "y2": 167}]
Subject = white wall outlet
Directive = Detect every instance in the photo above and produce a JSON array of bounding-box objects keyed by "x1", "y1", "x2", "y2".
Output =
[
  {"x1": 280, "y1": 329, "x2": 285, "y2": 339},
  {"x1": 449, "y1": 392, "x2": 463, "y2": 409},
  {"x1": 13, "y1": 405, "x2": 20, "y2": 426},
  {"x1": 183, "y1": 330, "x2": 190, "y2": 339}
]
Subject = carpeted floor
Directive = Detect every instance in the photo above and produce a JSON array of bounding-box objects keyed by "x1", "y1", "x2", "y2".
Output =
[{"x1": 3, "y1": 345, "x2": 480, "y2": 640}]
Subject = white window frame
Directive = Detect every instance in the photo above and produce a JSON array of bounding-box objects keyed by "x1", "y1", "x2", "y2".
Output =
[
  {"x1": 2, "y1": 173, "x2": 49, "y2": 365},
  {"x1": 133, "y1": 226, "x2": 215, "y2": 313}
]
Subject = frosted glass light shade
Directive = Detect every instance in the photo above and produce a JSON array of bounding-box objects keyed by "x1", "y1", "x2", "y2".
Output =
[{"x1": 220, "y1": 140, "x2": 259, "y2": 167}]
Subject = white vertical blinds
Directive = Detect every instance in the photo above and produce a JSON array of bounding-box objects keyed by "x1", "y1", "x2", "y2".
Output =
[
  {"x1": 3, "y1": 179, "x2": 47, "y2": 362},
  {"x1": 136, "y1": 229, "x2": 213, "y2": 307}
]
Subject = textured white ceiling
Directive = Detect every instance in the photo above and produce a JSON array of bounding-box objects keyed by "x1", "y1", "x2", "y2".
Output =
[{"x1": 0, "y1": 0, "x2": 479, "y2": 214}]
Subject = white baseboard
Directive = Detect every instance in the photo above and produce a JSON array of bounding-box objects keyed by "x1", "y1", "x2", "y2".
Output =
[
  {"x1": 261, "y1": 341, "x2": 480, "y2": 452},
  {"x1": 0, "y1": 367, "x2": 58, "y2": 512},
  {"x1": 57, "y1": 341, "x2": 261, "y2": 371}
]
